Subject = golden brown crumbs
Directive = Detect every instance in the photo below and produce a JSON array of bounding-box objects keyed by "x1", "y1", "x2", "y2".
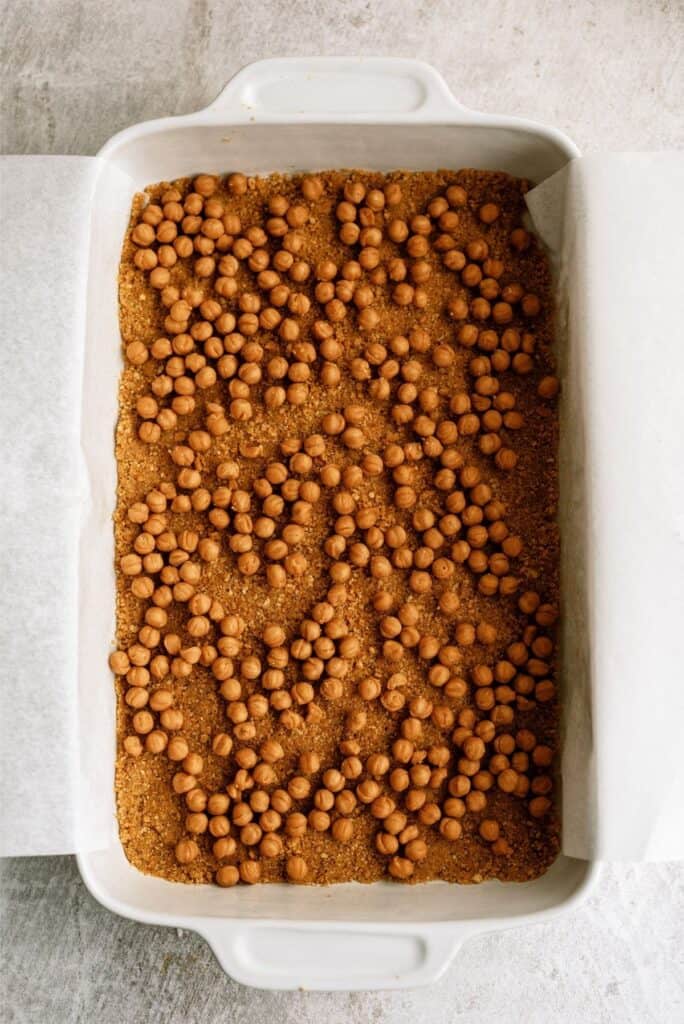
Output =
[{"x1": 114, "y1": 168, "x2": 560, "y2": 886}]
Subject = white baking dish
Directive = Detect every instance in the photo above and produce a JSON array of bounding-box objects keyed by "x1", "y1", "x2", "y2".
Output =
[{"x1": 76, "y1": 57, "x2": 598, "y2": 991}]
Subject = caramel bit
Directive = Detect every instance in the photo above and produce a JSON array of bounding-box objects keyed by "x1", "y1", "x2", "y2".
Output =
[{"x1": 115, "y1": 168, "x2": 560, "y2": 886}]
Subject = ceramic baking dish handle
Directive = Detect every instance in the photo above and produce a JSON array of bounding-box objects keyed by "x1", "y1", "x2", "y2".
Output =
[
  {"x1": 200, "y1": 922, "x2": 465, "y2": 990},
  {"x1": 207, "y1": 57, "x2": 467, "y2": 121}
]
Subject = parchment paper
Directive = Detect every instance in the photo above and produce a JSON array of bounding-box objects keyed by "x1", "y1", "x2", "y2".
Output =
[
  {"x1": 1, "y1": 153, "x2": 682, "y2": 862},
  {"x1": 526, "y1": 153, "x2": 684, "y2": 860},
  {"x1": 0, "y1": 157, "x2": 101, "y2": 855}
]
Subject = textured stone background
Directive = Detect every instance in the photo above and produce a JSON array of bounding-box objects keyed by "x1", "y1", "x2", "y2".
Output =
[{"x1": 1, "y1": 1, "x2": 683, "y2": 1021}]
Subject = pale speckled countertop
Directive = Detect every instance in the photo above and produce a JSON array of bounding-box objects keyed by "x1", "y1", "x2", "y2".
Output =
[{"x1": 1, "y1": 1, "x2": 683, "y2": 1021}]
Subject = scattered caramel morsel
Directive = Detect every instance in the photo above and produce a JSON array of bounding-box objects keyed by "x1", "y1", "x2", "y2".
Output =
[{"x1": 115, "y1": 167, "x2": 560, "y2": 887}]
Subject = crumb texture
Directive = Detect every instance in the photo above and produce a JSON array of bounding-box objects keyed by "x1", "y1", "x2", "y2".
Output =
[{"x1": 115, "y1": 168, "x2": 560, "y2": 887}]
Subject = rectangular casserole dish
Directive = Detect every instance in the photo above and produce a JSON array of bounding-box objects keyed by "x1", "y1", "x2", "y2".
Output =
[{"x1": 77, "y1": 56, "x2": 598, "y2": 991}]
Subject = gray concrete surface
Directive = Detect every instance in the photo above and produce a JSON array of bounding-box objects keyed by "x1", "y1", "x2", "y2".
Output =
[
  {"x1": 2, "y1": 1, "x2": 683, "y2": 1022},
  {"x1": 2, "y1": 857, "x2": 683, "y2": 1024}
]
